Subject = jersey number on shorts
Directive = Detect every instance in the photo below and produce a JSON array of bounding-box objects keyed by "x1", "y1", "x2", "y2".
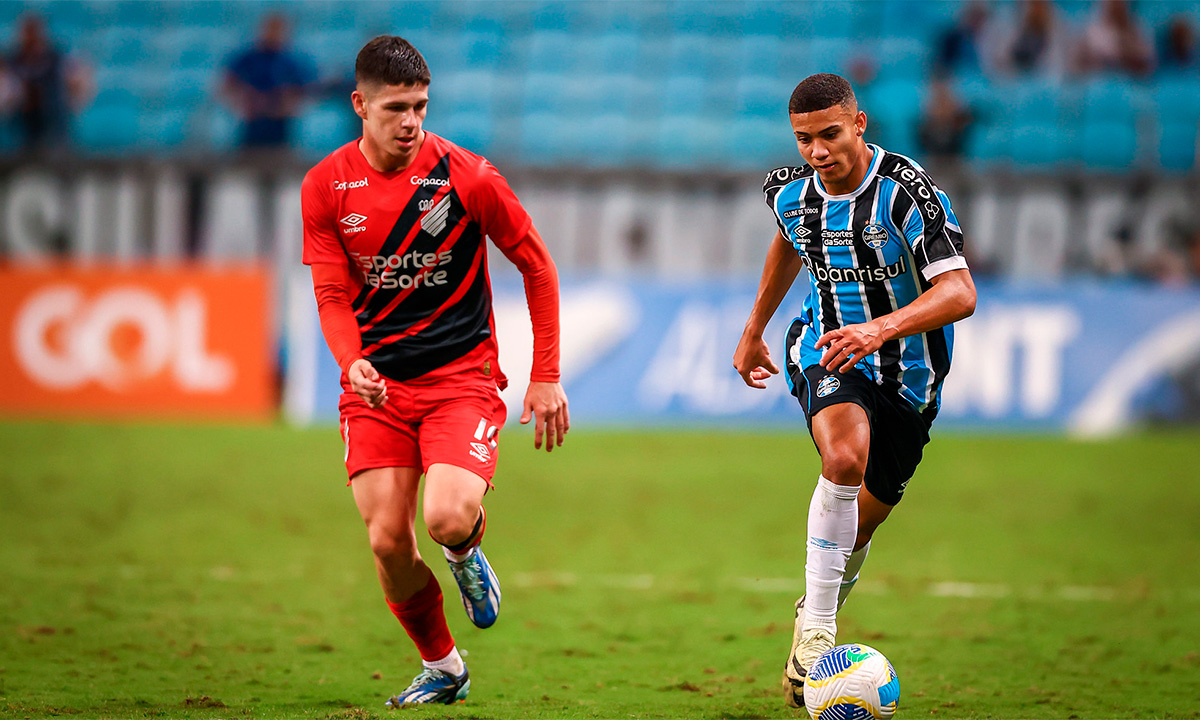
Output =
[{"x1": 473, "y1": 418, "x2": 498, "y2": 450}]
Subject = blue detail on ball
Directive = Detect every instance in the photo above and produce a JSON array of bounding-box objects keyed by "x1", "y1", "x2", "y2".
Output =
[
  {"x1": 822, "y1": 703, "x2": 874, "y2": 720},
  {"x1": 878, "y1": 675, "x2": 900, "y2": 706},
  {"x1": 809, "y1": 645, "x2": 856, "y2": 680}
]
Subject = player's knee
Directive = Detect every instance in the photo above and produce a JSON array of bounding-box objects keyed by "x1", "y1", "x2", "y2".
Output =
[
  {"x1": 821, "y1": 444, "x2": 867, "y2": 484},
  {"x1": 424, "y1": 504, "x2": 477, "y2": 547},
  {"x1": 367, "y1": 526, "x2": 418, "y2": 565}
]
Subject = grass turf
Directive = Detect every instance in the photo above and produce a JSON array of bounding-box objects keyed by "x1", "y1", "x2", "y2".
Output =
[{"x1": 1, "y1": 421, "x2": 1198, "y2": 719}]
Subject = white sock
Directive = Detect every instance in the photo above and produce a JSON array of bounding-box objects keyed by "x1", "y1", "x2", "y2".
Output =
[
  {"x1": 838, "y1": 540, "x2": 871, "y2": 610},
  {"x1": 443, "y1": 545, "x2": 475, "y2": 563},
  {"x1": 804, "y1": 475, "x2": 860, "y2": 632},
  {"x1": 423, "y1": 646, "x2": 465, "y2": 677}
]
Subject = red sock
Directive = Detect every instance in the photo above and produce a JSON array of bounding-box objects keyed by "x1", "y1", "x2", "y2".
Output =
[
  {"x1": 386, "y1": 574, "x2": 455, "y2": 662},
  {"x1": 440, "y1": 506, "x2": 486, "y2": 555}
]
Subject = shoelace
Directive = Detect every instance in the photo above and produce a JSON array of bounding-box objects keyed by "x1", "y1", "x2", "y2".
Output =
[
  {"x1": 451, "y1": 557, "x2": 487, "y2": 601},
  {"x1": 404, "y1": 667, "x2": 446, "y2": 692}
]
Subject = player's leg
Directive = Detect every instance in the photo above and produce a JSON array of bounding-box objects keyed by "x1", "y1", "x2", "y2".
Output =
[
  {"x1": 351, "y1": 467, "x2": 469, "y2": 706},
  {"x1": 783, "y1": 397, "x2": 872, "y2": 707},
  {"x1": 417, "y1": 382, "x2": 507, "y2": 629},
  {"x1": 424, "y1": 463, "x2": 501, "y2": 629},
  {"x1": 838, "y1": 485, "x2": 893, "y2": 609},
  {"x1": 805, "y1": 401, "x2": 870, "y2": 631}
]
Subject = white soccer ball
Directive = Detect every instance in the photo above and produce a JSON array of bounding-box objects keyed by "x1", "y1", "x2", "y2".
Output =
[{"x1": 803, "y1": 643, "x2": 900, "y2": 720}]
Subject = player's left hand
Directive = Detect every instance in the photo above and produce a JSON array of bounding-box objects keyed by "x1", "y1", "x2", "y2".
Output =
[
  {"x1": 521, "y1": 381, "x2": 569, "y2": 453},
  {"x1": 818, "y1": 321, "x2": 886, "y2": 373}
]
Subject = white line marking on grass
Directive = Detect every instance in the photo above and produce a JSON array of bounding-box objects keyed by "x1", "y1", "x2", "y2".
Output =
[
  {"x1": 512, "y1": 573, "x2": 1130, "y2": 602},
  {"x1": 929, "y1": 582, "x2": 1011, "y2": 598}
]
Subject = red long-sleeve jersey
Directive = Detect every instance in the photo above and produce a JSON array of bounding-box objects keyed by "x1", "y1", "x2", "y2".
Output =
[{"x1": 302, "y1": 133, "x2": 560, "y2": 390}]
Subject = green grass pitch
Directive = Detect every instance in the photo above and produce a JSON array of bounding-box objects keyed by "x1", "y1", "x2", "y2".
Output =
[{"x1": 2, "y1": 421, "x2": 1198, "y2": 719}]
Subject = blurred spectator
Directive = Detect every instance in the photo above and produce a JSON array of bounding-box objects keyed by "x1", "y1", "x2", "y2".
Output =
[
  {"x1": 8, "y1": 14, "x2": 90, "y2": 151},
  {"x1": 1158, "y1": 15, "x2": 1197, "y2": 73},
  {"x1": 1077, "y1": 0, "x2": 1154, "y2": 77},
  {"x1": 934, "y1": 2, "x2": 998, "y2": 76},
  {"x1": 222, "y1": 14, "x2": 316, "y2": 150},
  {"x1": 916, "y1": 77, "x2": 974, "y2": 161},
  {"x1": 994, "y1": 0, "x2": 1074, "y2": 80}
]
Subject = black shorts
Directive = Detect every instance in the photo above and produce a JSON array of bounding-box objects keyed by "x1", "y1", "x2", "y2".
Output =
[{"x1": 786, "y1": 341, "x2": 932, "y2": 507}]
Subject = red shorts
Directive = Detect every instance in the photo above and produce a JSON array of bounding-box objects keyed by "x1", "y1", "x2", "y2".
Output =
[{"x1": 339, "y1": 375, "x2": 508, "y2": 486}]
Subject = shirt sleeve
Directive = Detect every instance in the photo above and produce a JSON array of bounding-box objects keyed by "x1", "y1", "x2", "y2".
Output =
[
  {"x1": 899, "y1": 184, "x2": 968, "y2": 282},
  {"x1": 301, "y1": 170, "x2": 347, "y2": 267},
  {"x1": 465, "y1": 160, "x2": 533, "y2": 251},
  {"x1": 494, "y1": 226, "x2": 561, "y2": 383},
  {"x1": 311, "y1": 262, "x2": 363, "y2": 374},
  {"x1": 762, "y1": 167, "x2": 793, "y2": 236}
]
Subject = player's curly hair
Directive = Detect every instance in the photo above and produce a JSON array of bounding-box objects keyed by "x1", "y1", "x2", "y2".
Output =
[
  {"x1": 356, "y1": 36, "x2": 431, "y2": 87},
  {"x1": 789, "y1": 73, "x2": 857, "y2": 114}
]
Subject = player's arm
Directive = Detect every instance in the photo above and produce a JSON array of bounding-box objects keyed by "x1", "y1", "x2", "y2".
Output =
[
  {"x1": 469, "y1": 159, "x2": 568, "y2": 452},
  {"x1": 309, "y1": 263, "x2": 387, "y2": 409},
  {"x1": 734, "y1": 229, "x2": 804, "y2": 389},
  {"x1": 818, "y1": 268, "x2": 976, "y2": 373},
  {"x1": 494, "y1": 225, "x2": 569, "y2": 452},
  {"x1": 301, "y1": 173, "x2": 385, "y2": 408}
]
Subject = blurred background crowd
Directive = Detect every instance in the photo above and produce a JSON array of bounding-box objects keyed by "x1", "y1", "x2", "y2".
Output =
[
  {"x1": 0, "y1": 0, "x2": 1198, "y2": 282},
  {"x1": 0, "y1": 1, "x2": 1198, "y2": 432}
]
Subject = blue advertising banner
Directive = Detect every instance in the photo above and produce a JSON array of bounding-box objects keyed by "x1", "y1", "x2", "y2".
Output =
[{"x1": 283, "y1": 270, "x2": 1200, "y2": 436}]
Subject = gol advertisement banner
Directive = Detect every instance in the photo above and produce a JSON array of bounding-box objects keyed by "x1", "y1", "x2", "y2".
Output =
[{"x1": 0, "y1": 264, "x2": 273, "y2": 420}]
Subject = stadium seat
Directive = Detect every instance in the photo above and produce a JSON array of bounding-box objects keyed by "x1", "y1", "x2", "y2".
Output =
[
  {"x1": 1081, "y1": 77, "x2": 1146, "y2": 124},
  {"x1": 730, "y1": 117, "x2": 798, "y2": 171},
  {"x1": 526, "y1": 30, "x2": 579, "y2": 74},
  {"x1": 73, "y1": 89, "x2": 142, "y2": 152},
  {"x1": 1080, "y1": 119, "x2": 1139, "y2": 169},
  {"x1": 1009, "y1": 123, "x2": 1068, "y2": 167},
  {"x1": 295, "y1": 100, "x2": 358, "y2": 157},
  {"x1": 1155, "y1": 78, "x2": 1200, "y2": 124},
  {"x1": 518, "y1": 112, "x2": 572, "y2": 167},
  {"x1": 1158, "y1": 121, "x2": 1198, "y2": 171},
  {"x1": 660, "y1": 74, "x2": 711, "y2": 119},
  {"x1": 874, "y1": 38, "x2": 929, "y2": 82},
  {"x1": 654, "y1": 115, "x2": 725, "y2": 168},
  {"x1": 734, "y1": 35, "x2": 783, "y2": 78},
  {"x1": 140, "y1": 108, "x2": 192, "y2": 149},
  {"x1": 735, "y1": 75, "x2": 789, "y2": 121},
  {"x1": 436, "y1": 111, "x2": 495, "y2": 157}
]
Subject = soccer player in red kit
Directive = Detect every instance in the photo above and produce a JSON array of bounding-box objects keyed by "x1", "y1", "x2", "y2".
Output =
[{"x1": 301, "y1": 36, "x2": 568, "y2": 706}]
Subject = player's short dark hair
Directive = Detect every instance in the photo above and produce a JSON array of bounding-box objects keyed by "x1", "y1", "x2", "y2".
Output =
[
  {"x1": 789, "y1": 73, "x2": 857, "y2": 114},
  {"x1": 355, "y1": 35, "x2": 431, "y2": 88}
]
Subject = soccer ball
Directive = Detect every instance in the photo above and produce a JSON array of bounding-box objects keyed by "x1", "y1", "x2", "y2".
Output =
[{"x1": 803, "y1": 643, "x2": 900, "y2": 720}]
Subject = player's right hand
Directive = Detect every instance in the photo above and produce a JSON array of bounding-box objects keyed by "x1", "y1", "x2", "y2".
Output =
[
  {"x1": 733, "y1": 333, "x2": 779, "y2": 390},
  {"x1": 348, "y1": 358, "x2": 388, "y2": 409}
]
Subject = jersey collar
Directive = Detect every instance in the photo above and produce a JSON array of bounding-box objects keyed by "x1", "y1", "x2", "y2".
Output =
[{"x1": 812, "y1": 144, "x2": 882, "y2": 201}]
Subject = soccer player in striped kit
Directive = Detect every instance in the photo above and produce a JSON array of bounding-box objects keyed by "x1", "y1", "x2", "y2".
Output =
[
  {"x1": 302, "y1": 37, "x2": 568, "y2": 706},
  {"x1": 732, "y1": 73, "x2": 977, "y2": 708}
]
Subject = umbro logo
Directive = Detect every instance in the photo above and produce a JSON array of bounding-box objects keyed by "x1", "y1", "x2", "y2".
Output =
[
  {"x1": 420, "y1": 196, "x2": 452, "y2": 236},
  {"x1": 340, "y1": 213, "x2": 367, "y2": 234},
  {"x1": 793, "y1": 225, "x2": 811, "y2": 241},
  {"x1": 469, "y1": 441, "x2": 491, "y2": 463}
]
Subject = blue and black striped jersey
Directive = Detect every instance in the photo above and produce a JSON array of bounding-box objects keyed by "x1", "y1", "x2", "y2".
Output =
[{"x1": 763, "y1": 144, "x2": 968, "y2": 417}]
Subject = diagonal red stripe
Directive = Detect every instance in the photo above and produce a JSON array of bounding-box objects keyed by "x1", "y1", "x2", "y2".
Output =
[
  {"x1": 358, "y1": 213, "x2": 472, "y2": 336},
  {"x1": 360, "y1": 238, "x2": 486, "y2": 357},
  {"x1": 354, "y1": 185, "x2": 453, "y2": 313}
]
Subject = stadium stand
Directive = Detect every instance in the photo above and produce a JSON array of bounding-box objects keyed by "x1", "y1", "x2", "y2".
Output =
[{"x1": 0, "y1": 0, "x2": 1196, "y2": 171}]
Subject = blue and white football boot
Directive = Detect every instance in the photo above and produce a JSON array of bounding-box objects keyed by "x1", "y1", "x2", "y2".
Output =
[
  {"x1": 444, "y1": 546, "x2": 501, "y2": 628},
  {"x1": 385, "y1": 666, "x2": 470, "y2": 706}
]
